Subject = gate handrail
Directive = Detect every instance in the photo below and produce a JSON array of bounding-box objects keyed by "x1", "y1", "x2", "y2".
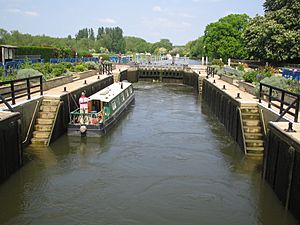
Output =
[
  {"x1": 258, "y1": 82, "x2": 300, "y2": 122},
  {"x1": 0, "y1": 75, "x2": 43, "y2": 105}
]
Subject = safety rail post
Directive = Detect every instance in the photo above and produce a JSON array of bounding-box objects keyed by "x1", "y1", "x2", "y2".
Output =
[
  {"x1": 26, "y1": 78, "x2": 31, "y2": 100},
  {"x1": 259, "y1": 83, "x2": 263, "y2": 103},
  {"x1": 40, "y1": 76, "x2": 43, "y2": 95},
  {"x1": 268, "y1": 86, "x2": 272, "y2": 108},
  {"x1": 295, "y1": 96, "x2": 300, "y2": 122},
  {"x1": 280, "y1": 91, "x2": 285, "y2": 114},
  {"x1": 10, "y1": 82, "x2": 16, "y2": 105}
]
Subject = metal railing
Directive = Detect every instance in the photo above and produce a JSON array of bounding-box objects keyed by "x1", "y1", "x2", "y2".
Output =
[
  {"x1": 0, "y1": 75, "x2": 43, "y2": 105},
  {"x1": 206, "y1": 66, "x2": 217, "y2": 77},
  {"x1": 259, "y1": 82, "x2": 300, "y2": 122}
]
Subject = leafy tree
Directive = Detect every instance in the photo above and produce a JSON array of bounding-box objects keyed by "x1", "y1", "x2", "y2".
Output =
[
  {"x1": 151, "y1": 39, "x2": 173, "y2": 53},
  {"x1": 89, "y1": 28, "x2": 95, "y2": 41},
  {"x1": 243, "y1": 0, "x2": 300, "y2": 62},
  {"x1": 97, "y1": 27, "x2": 104, "y2": 40},
  {"x1": 125, "y1": 36, "x2": 151, "y2": 53},
  {"x1": 203, "y1": 14, "x2": 250, "y2": 61},
  {"x1": 185, "y1": 37, "x2": 205, "y2": 58}
]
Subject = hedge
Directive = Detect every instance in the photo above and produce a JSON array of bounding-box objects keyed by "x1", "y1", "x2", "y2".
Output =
[{"x1": 16, "y1": 46, "x2": 75, "y2": 62}]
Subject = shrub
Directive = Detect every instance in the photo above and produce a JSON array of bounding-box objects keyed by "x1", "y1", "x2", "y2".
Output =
[
  {"x1": 50, "y1": 63, "x2": 67, "y2": 77},
  {"x1": 75, "y1": 64, "x2": 86, "y2": 72},
  {"x1": 85, "y1": 61, "x2": 98, "y2": 70},
  {"x1": 237, "y1": 64, "x2": 245, "y2": 71},
  {"x1": 16, "y1": 69, "x2": 42, "y2": 79},
  {"x1": 98, "y1": 54, "x2": 110, "y2": 61},
  {"x1": 0, "y1": 66, "x2": 4, "y2": 77},
  {"x1": 211, "y1": 59, "x2": 224, "y2": 67},
  {"x1": 243, "y1": 71, "x2": 258, "y2": 83},
  {"x1": 254, "y1": 76, "x2": 289, "y2": 96}
]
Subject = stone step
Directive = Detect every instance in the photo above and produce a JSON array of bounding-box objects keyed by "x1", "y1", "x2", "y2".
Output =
[
  {"x1": 40, "y1": 105, "x2": 58, "y2": 112},
  {"x1": 242, "y1": 113, "x2": 260, "y2": 120},
  {"x1": 39, "y1": 112, "x2": 56, "y2": 119},
  {"x1": 246, "y1": 140, "x2": 264, "y2": 147},
  {"x1": 31, "y1": 137, "x2": 48, "y2": 145},
  {"x1": 243, "y1": 120, "x2": 261, "y2": 127},
  {"x1": 33, "y1": 131, "x2": 50, "y2": 139},
  {"x1": 44, "y1": 96, "x2": 60, "y2": 100},
  {"x1": 42, "y1": 99, "x2": 60, "y2": 106},
  {"x1": 244, "y1": 132, "x2": 264, "y2": 140},
  {"x1": 35, "y1": 124, "x2": 52, "y2": 132},
  {"x1": 244, "y1": 126, "x2": 262, "y2": 133},
  {"x1": 36, "y1": 118, "x2": 53, "y2": 125},
  {"x1": 246, "y1": 152, "x2": 264, "y2": 158},
  {"x1": 246, "y1": 147, "x2": 264, "y2": 156},
  {"x1": 241, "y1": 108, "x2": 259, "y2": 114}
]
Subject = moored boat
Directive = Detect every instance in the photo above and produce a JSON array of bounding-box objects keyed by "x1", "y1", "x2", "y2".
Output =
[{"x1": 68, "y1": 81, "x2": 135, "y2": 136}]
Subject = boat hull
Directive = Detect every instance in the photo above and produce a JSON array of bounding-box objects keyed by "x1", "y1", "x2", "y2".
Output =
[{"x1": 67, "y1": 95, "x2": 135, "y2": 137}]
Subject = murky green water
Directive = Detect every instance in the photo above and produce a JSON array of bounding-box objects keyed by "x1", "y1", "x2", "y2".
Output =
[{"x1": 0, "y1": 82, "x2": 298, "y2": 225}]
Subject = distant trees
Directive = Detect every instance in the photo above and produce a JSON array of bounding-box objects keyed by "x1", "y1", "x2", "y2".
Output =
[
  {"x1": 125, "y1": 36, "x2": 151, "y2": 53},
  {"x1": 185, "y1": 37, "x2": 205, "y2": 58},
  {"x1": 243, "y1": 0, "x2": 300, "y2": 62},
  {"x1": 151, "y1": 39, "x2": 173, "y2": 53}
]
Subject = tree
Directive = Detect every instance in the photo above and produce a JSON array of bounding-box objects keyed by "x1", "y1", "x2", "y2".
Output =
[
  {"x1": 185, "y1": 37, "x2": 205, "y2": 58},
  {"x1": 243, "y1": 0, "x2": 300, "y2": 62},
  {"x1": 97, "y1": 27, "x2": 104, "y2": 40},
  {"x1": 203, "y1": 14, "x2": 250, "y2": 60},
  {"x1": 150, "y1": 39, "x2": 173, "y2": 53},
  {"x1": 125, "y1": 36, "x2": 151, "y2": 53},
  {"x1": 89, "y1": 28, "x2": 95, "y2": 41}
]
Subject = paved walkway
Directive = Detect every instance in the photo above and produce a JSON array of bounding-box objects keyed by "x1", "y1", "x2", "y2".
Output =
[{"x1": 0, "y1": 65, "x2": 129, "y2": 110}]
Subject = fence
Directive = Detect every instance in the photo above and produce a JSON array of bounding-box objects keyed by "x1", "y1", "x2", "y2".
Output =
[
  {"x1": 259, "y1": 82, "x2": 300, "y2": 122},
  {"x1": 49, "y1": 57, "x2": 98, "y2": 64},
  {"x1": 0, "y1": 75, "x2": 43, "y2": 105},
  {"x1": 282, "y1": 68, "x2": 300, "y2": 81}
]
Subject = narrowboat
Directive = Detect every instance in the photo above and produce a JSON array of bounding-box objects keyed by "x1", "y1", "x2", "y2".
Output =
[{"x1": 68, "y1": 81, "x2": 135, "y2": 136}]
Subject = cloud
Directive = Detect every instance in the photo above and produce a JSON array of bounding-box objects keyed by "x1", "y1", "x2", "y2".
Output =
[
  {"x1": 178, "y1": 13, "x2": 195, "y2": 18},
  {"x1": 152, "y1": 6, "x2": 162, "y2": 12},
  {"x1": 7, "y1": 8, "x2": 38, "y2": 17},
  {"x1": 24, "y1": 11, "x2": 38, "y2": 17},
  {"x1": 142, "y1": 17, "x2": 192, "y2": 30},
  {"x1": 97, "y1": 18, "x2": 116, "y2": 24}
]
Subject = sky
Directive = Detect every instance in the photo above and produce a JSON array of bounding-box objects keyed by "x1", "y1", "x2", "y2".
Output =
[{"x1": 0, "y1": 0, "x2": 265, "y2": 45}]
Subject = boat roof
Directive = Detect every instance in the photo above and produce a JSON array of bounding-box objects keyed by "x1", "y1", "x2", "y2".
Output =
[{"x1": 88, "y1": 82, "x2": 132, "y2": 102}]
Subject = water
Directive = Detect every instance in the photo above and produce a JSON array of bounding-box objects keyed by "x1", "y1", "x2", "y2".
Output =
[{"x1": 0, "y1": 82, "x2": 297, "y2": 225}]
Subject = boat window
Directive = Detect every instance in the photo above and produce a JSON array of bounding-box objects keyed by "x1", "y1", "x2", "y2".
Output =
[
  {"x1": 121, "y1": 93, "x2": 125, "y2": 102},
  {"x1": 129, "y1": 86, "x2": 133, "y2": 94},
  {"x1": 111, "y1": 100, "x2": 117, "y2": 111},
  {"x1": 92, "y1": 100, "x2": 101, "y2": 112},
  {"x1": 125, "y1": 89, "x2": 129, "y2": 97}
]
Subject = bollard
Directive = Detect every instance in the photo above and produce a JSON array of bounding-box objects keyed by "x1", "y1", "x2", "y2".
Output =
[
  {"x1": 284, "y1": 122, "x2": 296, "y2": 132},
  {"x1": 235, "y1": 93, "x2": 241, "y2": 99},
  {"x1": 97, "y1": 76, "x2": 100, "y2": 79},
  {"x1": 84, "y1": 80, "x2": 87, "y2": 85},
  {"x1": 213, "y1": 79, "x2": 216, "y2": 84},
  {"x1": 63, "y1": 87, "x2": 67, "y2": 92},
  {"x1": 222, "y1": 85, "x2": 226, "y2": 90}
]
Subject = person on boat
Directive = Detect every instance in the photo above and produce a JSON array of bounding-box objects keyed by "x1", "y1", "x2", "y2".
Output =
[
  {"x1": 98, "y1": 113, "x2": 103, "y2": 124},
  {"x1": 98, "y1": 56, "x2": 103, "y2": 75},
  {"x1": 79, "y1": 92, "x2": 88, "y2": 114}
]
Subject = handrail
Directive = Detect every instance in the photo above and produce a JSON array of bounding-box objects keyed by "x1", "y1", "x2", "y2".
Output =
[
  {"x1": 0, "y1": 75, "x2": 43, "y2": 105},
  {"x1": 47, "y1": 101, "x2": 61, "y2": 146},
  {"x1": 238, "y1": 108, "x2": 247, "y2": 155},
  {"x1": 259, "y1": 82, "x2": 300, "y2": 122},
  {"x1": 22, "y1": 100, "x2": 40, "y2": 144},
  {"x1": 259, "y1": 108, "x2": 267, "y2": 136},
  {"x1": 0, "y1": 94, "x2": 15, "y2": 112}
]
